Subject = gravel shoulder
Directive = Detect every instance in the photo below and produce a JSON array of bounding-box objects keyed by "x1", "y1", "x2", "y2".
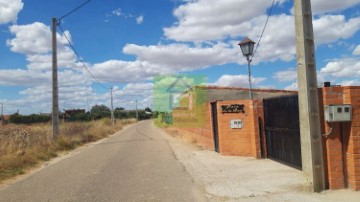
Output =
[{"x1": 160, "y1": 126, "x2": 360, "y2": 202}]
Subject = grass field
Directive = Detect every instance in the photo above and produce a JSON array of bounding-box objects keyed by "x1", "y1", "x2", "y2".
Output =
[{"x1": 0, "y1": 119, "x2": 136, "y2": 183}]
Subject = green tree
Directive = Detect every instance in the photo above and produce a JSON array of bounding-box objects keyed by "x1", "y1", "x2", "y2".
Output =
[{"x1": 90, "y1": 105, "x2": 111, "y2": 120}]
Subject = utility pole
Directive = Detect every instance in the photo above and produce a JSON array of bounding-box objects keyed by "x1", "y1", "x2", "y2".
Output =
[
  {"x1": 52, "y1": 17, "x2": 60, "y2": 139},
  {"x1": 136, "y1": 100, "x2": 138, "y2": 120},
  {"x1": 110, "y1": 87, "x2": 114, "y2": 125},
  {"x1": 1, "y1": 103, "x2": 3, "y2": 125},
  {"x1": 294, "y1": 0, "x2": 325, "y2": 192}
]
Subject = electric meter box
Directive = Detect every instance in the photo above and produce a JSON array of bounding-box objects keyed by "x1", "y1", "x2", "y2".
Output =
[
  {"x1": 324, "y1": 105, "x2": 352, "y2": 122},
  {"x1": 230, "y1": 119, "x2": 243, "y2": 129}
]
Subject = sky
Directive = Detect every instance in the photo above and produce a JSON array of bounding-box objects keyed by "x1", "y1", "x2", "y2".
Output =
[{"x1": 0, "y1": 0, "x2": 360, "y2": 115}]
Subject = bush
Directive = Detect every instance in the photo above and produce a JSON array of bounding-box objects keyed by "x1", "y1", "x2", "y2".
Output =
[
  {"x1": 67, "y1": 112, "x2": 92, "y2": 122},
  {"x1": 9, "y1": 113, "x2": 50, "y2": 124}
]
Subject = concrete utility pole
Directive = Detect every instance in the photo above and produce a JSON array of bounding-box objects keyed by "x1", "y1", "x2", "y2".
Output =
[
  {"x1": 294, "y1": 0, "x2": 325, "y2": 192},
  {"x1": 136, "y1": 100, "x2": 138, "y2": 120},
  {"x1": 110, "y1": 88, "x2": 114, "y2": 125},
  {"x1": 1, "y1": 103, "x2": 3, "y2": 125},
  {"x1": 52, "y1": 17, "x2": 60, "y2": 139}
]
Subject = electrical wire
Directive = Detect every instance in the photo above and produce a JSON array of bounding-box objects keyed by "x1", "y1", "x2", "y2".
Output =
[
  {"x1": 58, "y1": 24, "x2": 111, "y2": 90},
  {"x1": 251, "y1": 0, "x2": 275, "y2": 60},
  {"x1": 58, "y1": 0, "x2": 93, "y2": 21}
]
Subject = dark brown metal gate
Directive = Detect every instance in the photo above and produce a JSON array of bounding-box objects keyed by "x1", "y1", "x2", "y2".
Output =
[{"x1": 263, "y1": 95, "x2": 302, "y2": 169}]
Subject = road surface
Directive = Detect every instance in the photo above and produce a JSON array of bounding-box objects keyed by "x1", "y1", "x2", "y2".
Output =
[{"x1": 0, "y1": 121, "x2": 205, "y2": 202}]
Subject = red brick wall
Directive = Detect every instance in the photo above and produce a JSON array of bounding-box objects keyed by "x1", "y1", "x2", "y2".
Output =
[
  {"x1": 321, "y1": 87, "x2": 347, "y2": 189},
  {"x1": 172, "y1": 103, "x2": 214, "y2": 151},
  {"x1": 343, "y1": 87, "x2": 360, "y2": 190},
  {"x1": 215, "y1": 100, "x2": 262, "y2": 158},
  {"x1": 190, "y1": 103, "x2": 214, "y2": 150},
  {"x1": 321, "y1": 86, "x2": 360, "y2": 191},
  {"x1": 172, "y1": 86, "x2": 360, "y2": 191}
]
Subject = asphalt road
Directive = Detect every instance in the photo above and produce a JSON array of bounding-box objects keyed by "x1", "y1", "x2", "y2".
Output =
[{"x1": 0, "y1": 121, "x2": 205, "y2": 202}]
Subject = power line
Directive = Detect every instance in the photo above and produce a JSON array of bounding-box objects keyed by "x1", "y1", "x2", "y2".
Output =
[
  {"x1": 251, "y1": 0, "x2": 275, "y2": 60},
  {"x1": 58, "y1": 24, "x2": 111, "y2": 90},
  {"x1": 58, "y1": 0, "x2": 93, "y2": 21}
]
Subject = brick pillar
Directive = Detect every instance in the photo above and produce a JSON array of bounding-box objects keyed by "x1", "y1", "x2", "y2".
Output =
[
  {"x1": 343, "y1": 87, "x2": 360, "y2": 190},
  {"x1": 322, "y1": 87, "x2": 347, "y2": 189}
]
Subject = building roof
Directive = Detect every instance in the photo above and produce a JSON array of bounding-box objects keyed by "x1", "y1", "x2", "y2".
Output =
[
  {"x1": 184, "y1": 85, "x2": 297, "y2": 102},
  {"x1": 193, "y1": 85, "x2": 297, "y2": 94}
]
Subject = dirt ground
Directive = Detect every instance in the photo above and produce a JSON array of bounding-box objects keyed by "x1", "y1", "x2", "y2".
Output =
[{"x1": 162, "y1": 128, "x2": 360, "y2": 202}]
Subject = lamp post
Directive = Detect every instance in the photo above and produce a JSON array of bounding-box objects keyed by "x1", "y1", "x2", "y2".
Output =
[{"x1": 238, "y1": 37, "x2": 256, "y2": 99}]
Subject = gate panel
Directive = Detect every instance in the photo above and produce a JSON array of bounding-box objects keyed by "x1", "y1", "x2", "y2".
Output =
[{"x1": 264, "y1": 95, "x2": 302, "y2": 169}]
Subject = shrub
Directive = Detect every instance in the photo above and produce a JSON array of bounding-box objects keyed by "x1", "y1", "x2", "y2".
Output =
[{"x1": 9, "y1": 113, "x2": 50, "y2": 124}]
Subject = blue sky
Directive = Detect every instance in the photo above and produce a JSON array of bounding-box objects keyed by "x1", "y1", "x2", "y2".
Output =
[{"x1": 0, "y1": 0, "x2": 360, "y2": 114}]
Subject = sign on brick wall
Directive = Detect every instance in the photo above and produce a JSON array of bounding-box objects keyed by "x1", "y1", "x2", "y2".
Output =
[{"x1": 221, "y1": 104, "x2": 245, "y2": 113}]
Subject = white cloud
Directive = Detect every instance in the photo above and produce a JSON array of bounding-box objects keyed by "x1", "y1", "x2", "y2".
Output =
[
  {"x1": 6, "y1": 22, "x2": 78, "y2": 71},
  {"x1": 164, "y1": 0, "x2": 282, "y2": 42},
  {"x1": 0, "y1": 69, "x2": 49, "y2": 86},
  {"x1": 90, "y1": 60, "x2": 163, "y2": 83},
  {"x1": 7, "y1": 22, "x2": 53, "y2": 55},
  {"x1": 0, "y1": 74, "x2": 96, "y2": 114},
  {"x1": 311, "y1": 0, "x2": 360, "y2": 14},
  {"x1": 7, "y1": 22, "x2": 71, "y2": 55},
  {"x1": 340, "y1": 80, "x2": 360, "y2": 86},
  {"x1": 113, "y1": 83, "x2": 153, "y2": 108},
  {"x1": 212, "y1": 74, "x2": 266, "y2": 88},
  {"x1": 1, "y1": 22, "x2": 100, "y2": 114},
  {"x1": 277, "y1": 69, "x2": 327, "y2": 90},
  {"x1": 136, "y1": 15, "x2": 144, "y2": 24},
  {"x1": 245, "y1": 14, "x2": 360, "y2": 63},
  {"x1": 4, "y1": 81, "x2": 155, "y2": 114},
  {"x1": 0, "y1": 0, "x2": 23, "y2": 24},
  {"x1": 313, "y1": 15, "x2": 360, "y2": 44},
  {"x1": 284, "y1": 82, "x2": 298, "y2": 90},
  {"x1": 245, "y1": 14, "x2": 296, "y2": 63},
  {"x1": 353, "y1": 44, "x2": 360, "y2": 55},
  {"x1": 320, "y1": 58, "x2": 360, "y2": 78},
  {"x1": 123, "y1": 43, "x2": 239, "y2": 70},
  {"x1": 273, "y1": 68, "x2": 297, "y2": 82},
  {"x1": 112, "y1": 8, "x2": 122, "y2": 16},
  {"x1": 163, "y1": 0, "x2": 360, "y2": 65}
]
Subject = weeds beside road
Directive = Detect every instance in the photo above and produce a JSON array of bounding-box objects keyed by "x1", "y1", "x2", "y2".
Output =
[{"x1": 0, "y1": 119, "x2": 136, "y2": 183}]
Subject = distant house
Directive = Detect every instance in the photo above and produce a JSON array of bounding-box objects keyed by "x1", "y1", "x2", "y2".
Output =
[
  {"x1": 178, "y1": 85, "x2": 296, "y2": 110},
  {"x1": 166, "y1": 77, "x2": 192, "y2": 110},
  {"x1": 64, "y1": 109, "x2": 86, "y2": 120}
]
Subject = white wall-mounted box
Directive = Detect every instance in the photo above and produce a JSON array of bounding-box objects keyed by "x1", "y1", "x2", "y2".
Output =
[
  {"x1": 230, "y1": 119, "x2": 243, "y2": 129},
  {"x1": 324, "y1": 105, "x2": 352, "y2": 122}
]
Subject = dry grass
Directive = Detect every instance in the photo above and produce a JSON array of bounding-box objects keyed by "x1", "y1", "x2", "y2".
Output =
[
  {"x1": 165, "y1": 128, "x2": 197, "y2": 144},
  {"x1": 0, "y1": 118, "x2": 136, "y2": 183}
]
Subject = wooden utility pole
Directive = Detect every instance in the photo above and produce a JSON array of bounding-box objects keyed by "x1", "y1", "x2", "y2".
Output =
[
  {"x1": 110, "y1": 87, "x2": 114, "y2": 125},
  {"x1": 294, "y1": 0, "x2": 325, "y2": 192},
  {"x1": 52, "y1": 17, "x2": 60, "y2": 139}
]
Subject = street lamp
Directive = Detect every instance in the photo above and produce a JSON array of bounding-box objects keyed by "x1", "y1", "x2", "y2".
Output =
[{"x1": 238, "y1": 37, "x2": 256, "y2": 99}]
